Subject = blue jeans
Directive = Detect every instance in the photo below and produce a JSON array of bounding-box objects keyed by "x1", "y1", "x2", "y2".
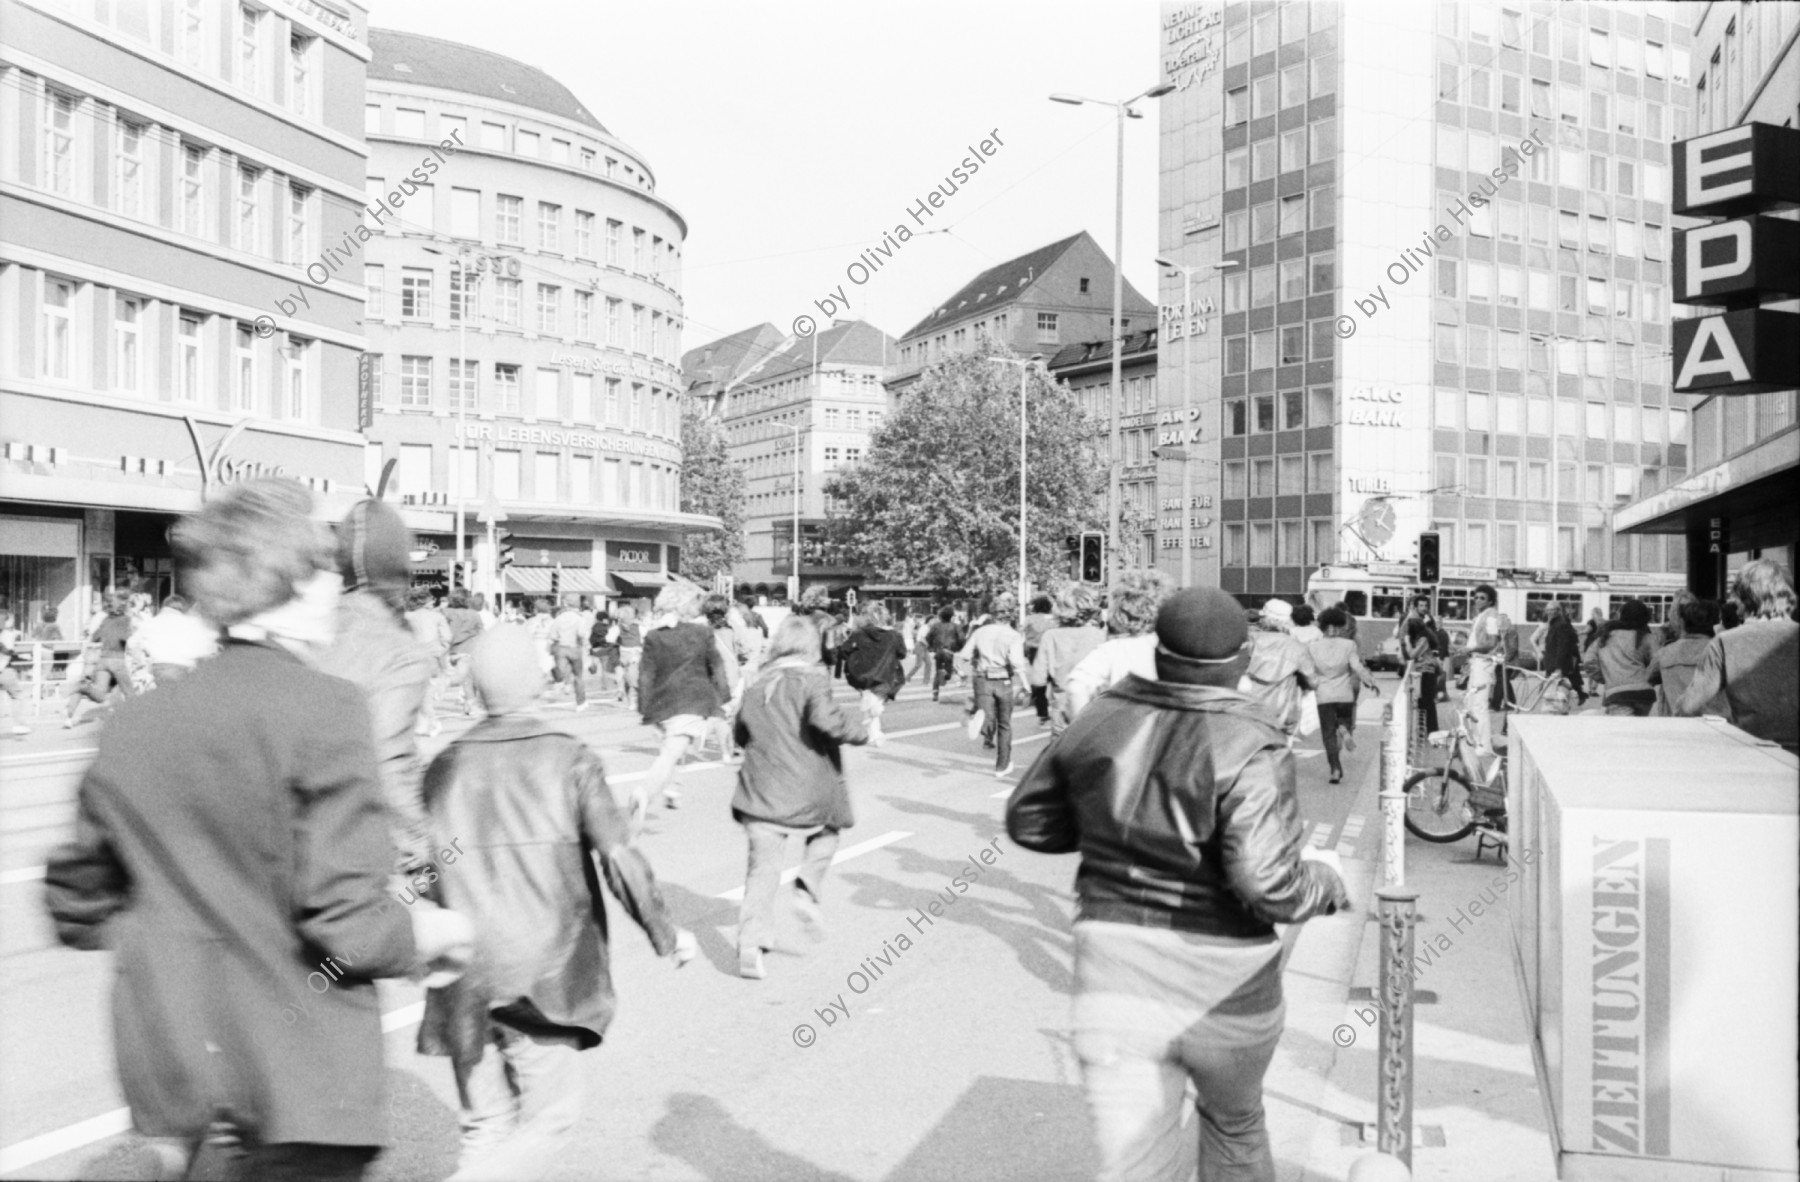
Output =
[{"x1": 976, "y1": 675, "x2": 1012, "y2": 768}]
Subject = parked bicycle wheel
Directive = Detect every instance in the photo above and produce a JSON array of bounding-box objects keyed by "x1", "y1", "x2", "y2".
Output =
[{"x1": 1403, "y1": 767, "x2": 1477, "y2": 843}]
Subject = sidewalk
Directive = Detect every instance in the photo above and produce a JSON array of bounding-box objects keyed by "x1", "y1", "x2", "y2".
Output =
[{"x1": 1270, "y1": 751, "x2": 1558, "y2": 1180}]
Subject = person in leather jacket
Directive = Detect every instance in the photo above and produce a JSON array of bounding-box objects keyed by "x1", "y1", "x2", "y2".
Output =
[
  {"x1": 1007, "y1": 586, "x2": 1349, "y2": 1182},
  {"x1": 417, "y1": 624, "x2": 694, "y2": 1178}
]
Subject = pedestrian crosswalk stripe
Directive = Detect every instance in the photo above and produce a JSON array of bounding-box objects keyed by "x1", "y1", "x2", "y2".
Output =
[{"x1": 714, "y1": 830, "x2": 913, "y2": 902}]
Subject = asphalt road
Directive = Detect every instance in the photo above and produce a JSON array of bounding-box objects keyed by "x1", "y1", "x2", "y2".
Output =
[{"x1": 0, "y1": 670, "x2": 1389, "y2": 1182}]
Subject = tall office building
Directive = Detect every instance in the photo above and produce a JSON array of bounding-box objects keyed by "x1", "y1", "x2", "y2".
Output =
[
  {"x1": 1614, "y1": 1, "x2": 1800, "y2": 583},
  {"x1": 359, "y1": 30, "x2": 708, "y2": 605},
  {"x1": 1158, "y1": 0, "x2": 1697, "y2": 602},
  {"x1": 1, "y1": 0, "x2": 371, "y2": 631}
]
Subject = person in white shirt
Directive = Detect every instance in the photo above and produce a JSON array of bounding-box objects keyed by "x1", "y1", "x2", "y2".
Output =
[{"x1": 1064, "y1": 571, "x2": 1172, "y2": 720}]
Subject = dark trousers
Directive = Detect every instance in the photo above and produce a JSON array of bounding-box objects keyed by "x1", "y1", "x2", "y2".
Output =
[
  {"x1": 976, "y1": 675, "x2": 1012, "y2": 768},
  {"x1": 552, "y1": 646, "x2": 586, "y2": 706},
  {"x1": 1317, "y1": 700, "x2": 1357, "y2": 776},
  {"x1": 932, "y1": 651, "x2": 955, "y2": 695},
  {"x1": 1414, "y1": 670, "x2": 1439, "y2": 733}
]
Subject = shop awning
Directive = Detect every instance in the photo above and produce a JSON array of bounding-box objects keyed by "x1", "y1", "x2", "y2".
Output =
[
  {"x1": 505, "y1": 568, "x2": 554, "y2": 594},
  {"x1": 609, "y1": 571, "x2": 675, "y2": 595},
  {"x1": 504, "y1": 568, "x2": 607, "y2": 595}
]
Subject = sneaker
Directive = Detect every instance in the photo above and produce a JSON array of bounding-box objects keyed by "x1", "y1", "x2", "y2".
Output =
[
  {"x1": 664, "y1": 788, "x2": 681, "y2": 810},
  {"x1": 738, "y1": 947, "x2": 766, "y2": 980},
  {"x1": 574, "y1": 701, "x2": 589, "y2": 713},
  {"x1": 62, "y1": 716, "x2": 74, "y2": 729},
  {"x1": 792, "y1": 889, "x2": 828, "y2": 941},
  {"x1": 1342, "y1": 730, "x2": 1356, "y2": 753},
  {"x1": 1329, "y1": 771, "x2": 1342, "y2": 784},
  {"x1": 994, "y1": 763, "x2": 1016, "y2": 779}
]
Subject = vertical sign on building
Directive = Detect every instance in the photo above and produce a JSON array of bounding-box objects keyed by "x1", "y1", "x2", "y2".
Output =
[{"x1": 1156, "y1": 2, "x2": 1226, "y2": 585}]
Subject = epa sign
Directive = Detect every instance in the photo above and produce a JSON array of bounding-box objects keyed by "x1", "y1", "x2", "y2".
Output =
[{"x1": 1670, "y1": 123, "x2": 1800, "y2": 398}]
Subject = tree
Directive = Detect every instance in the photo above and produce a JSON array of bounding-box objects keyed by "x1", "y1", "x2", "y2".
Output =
[
  {"x1": 824, "y1": 344, "x2": 1104, "y2": 596},
  {"x1": 678, "y1": 401, "x2": 746, "y2": 582}
]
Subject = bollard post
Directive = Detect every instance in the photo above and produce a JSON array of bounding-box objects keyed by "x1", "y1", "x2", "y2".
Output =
[
  {"x1": 1380, "y1": 674, "x2": 1409, "y2": 887},
  {"x1": 1375, "y1": 886, "x2": 1419, "y2": 1172}
]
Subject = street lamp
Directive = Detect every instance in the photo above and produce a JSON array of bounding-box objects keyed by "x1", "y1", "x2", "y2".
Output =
[
  {"x1": 782, "y1": 421, "x2": 804, "y2": 602},
  {"x1": 989, "y1": 355, "x2": 1044, "y2": 626},
  {"x1": 1051, "y1": 80, "x2": 1175, "y2": 581},
  {"x1": 1154, "y1": 255, "x2": 1236, "y2": 586},
  {"x1": 422, "y1": 243, "x2": 481, "y2": 587}
]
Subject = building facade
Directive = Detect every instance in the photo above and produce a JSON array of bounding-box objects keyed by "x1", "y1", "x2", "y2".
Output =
[
  {"x1": 887, "y1": 232, "x2": 1156, "y2": 397},
  {"x1": 1159, "y1": 0, "x2": 1697, "y2": 602},
  {"x1": 361, "y1": 29, "x2": 709, "y2": 605},
  {"x1": 1046, "y1": 330, "x2": 1162, "y2": 569},
  {"x1": 1613, "y1": 1, "x2": 1799, "y2": 590},
  {"x1": 704, "y1": 319, "x2": 895, "y2": 596},
  {"x1": 1, "y1": 0, "x2": 372, "y2": 633}
]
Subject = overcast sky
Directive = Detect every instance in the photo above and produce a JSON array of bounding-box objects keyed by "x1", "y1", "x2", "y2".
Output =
[{"x1": 369, "y1": 0, "x2": 1167, "y2": 350}]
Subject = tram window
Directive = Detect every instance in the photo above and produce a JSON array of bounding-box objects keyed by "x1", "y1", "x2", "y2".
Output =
[
  {"x1": 1637, "y1": 594, "x2": 1674, "y2": 625},
  {"x1": 1372, "y1": 587, "x2": 1408, "y2": 618},
  {"x1": 1343, "y1": 590, "x2": 1368, "y2": 617},
  {"x1": 1525, "y1": 591, "x2": 1584, "y2": 622},
  {"x1": 1437, "y1": 590, "x2": 1472, "y2": 621}
]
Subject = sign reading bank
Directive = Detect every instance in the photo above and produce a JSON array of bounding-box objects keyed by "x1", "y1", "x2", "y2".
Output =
[{"x1": 1669, "y1": 123, "x2": 1800, "y2": 397}]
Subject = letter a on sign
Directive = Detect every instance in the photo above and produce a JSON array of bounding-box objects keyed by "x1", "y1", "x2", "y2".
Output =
[{"x1": 1675, "y1": 317, "x2": 1752, "y2": 390}]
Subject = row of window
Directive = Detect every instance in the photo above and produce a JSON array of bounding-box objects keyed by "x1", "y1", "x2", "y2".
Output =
[
  {"x1": 366, "y1": 105, "x2": 654, "y2": 192},
  {"x1": 1432, "y1": 389, "x2": 1689, "y2": 445},
  {"x1": 1222, "y1": 519, "x2": 1338, "y2": 569},
  {"x1": 1437, "y1": 129, "x2": 1672, "y2": 201},
  {"x1": 723, "y1": 371, "x2": 886, "y2": 423},
  {"x1": 371, "y1": 355, "x2": 677, "y2": 436},
  {"x1": 1226, "y1": 1, "x2": 1339, "y2": 63},
  {"x1": 366, "y1": 266, "x2": 678, "y2": 363},
  {"x1": 68, "y1": 0, "x2": 325, "y2": 121},
  {"x1": 385, "y1": 443, "x2": 677, "y2": 510},
  {"x1": 1432, "y1": 261, "x2": 1667, "y2": 323},
  {"x1": 1224, "y1": 59, "x2": 1337, "y2": 127},
  {"x1": 1421, "y1": 519, "x2": 1682, "y2": 577},
  {"x1": 35, "y1": 85, "x2": 319, "y2": 263},
  {"x1": 1223, "y1": 253, "x2": 1334, "y2": 310},
  {"x1": 1440, "y1": 69, "x2": 1688, "y2": 145},
  {"x1": 33, "y1": 275, "x2": 312, "y2": 420},
  {"x1": 1222, "y1": 453, "x2": 1337, "y2": 498},
  {"x1": 1434, "y1": 3, "x2": 1690, "y2": 85},
  {"x1": 897, "y1": 315, "x2": 1022, "y2": 369},
  {"x1": 1433, "y1": 454, "x2": 1676, "y2": 507},
  {"x1": 1430, "y1": 325, "x2": 1667, "y2": 383},
  {"x1": 1071, "y1": 375, "x2": 1158, "y2": 422},
  {"x1": 362, "y1": 185, "x2": 678, "y2": 285}
]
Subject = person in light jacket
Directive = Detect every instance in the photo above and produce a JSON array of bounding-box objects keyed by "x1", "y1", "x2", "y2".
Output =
[
  {"x1": 44, "y1": 479, "x2": 471, "y2": 1182},
  {"x1": 730, "y1": 614, "x2": 874, "y2": 980},
  {"x1": 1008, "y1": 587, "x2": 1348, "y2": 1182}
]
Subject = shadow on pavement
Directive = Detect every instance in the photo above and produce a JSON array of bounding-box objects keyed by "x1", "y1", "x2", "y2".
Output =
[
  {"x1": 650, "y1": 1092, "x2": 858, "y2": 1182},
  {"x1": 883, "y1": 1075, "x2": 1094, "y2": 1182}
]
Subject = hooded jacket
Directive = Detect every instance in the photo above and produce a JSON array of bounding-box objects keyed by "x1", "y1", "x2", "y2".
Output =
[
  {"x1": 1007, "y1": 674, "x2": 1345, "y2": 938},
  {"x1": 840, "y1": 624, "x2": 907, "y2": 698}
]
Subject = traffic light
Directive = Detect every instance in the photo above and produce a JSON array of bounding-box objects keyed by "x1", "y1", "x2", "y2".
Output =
[
  {"x1": 495, "y1": 528, "x2": 516, "y2": 572},
  {"x1": 1065, "y1": 535, "x2": 1082, "y2": 580},
  {"x1": 1080, "y1": 532, "x2": 1105, "y2": 583},
  {"x1": 451, "y1": 561, "x2": 468, "y2": 589},
  {"x1": 1418, "y1": 530, "x2": 1440, "y2": 584}
]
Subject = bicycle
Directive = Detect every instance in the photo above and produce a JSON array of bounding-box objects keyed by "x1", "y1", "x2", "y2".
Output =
[{"x1": 1402, "y1": 667, "x2": 1573, "y2": 853}]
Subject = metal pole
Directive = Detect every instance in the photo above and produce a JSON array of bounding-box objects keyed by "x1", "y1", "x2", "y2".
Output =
[
  {"x1": 1019, "y1": 363, "x2": 1028, "y2": 626},
  {"x1": 1109, "y1": 100, "x2": 1125, "y2": 576},
  {"x1": 455, "y1": 252, "x2": 468, "y2": 586},
  {"x1": 1180, "y1": 266, "x2": 1195, "y2": 586},
  {"x1": 1374, "y1": 886, "x2": 1419, "y2": 1171},
  {"x1": 791, "y1": 423, "x2": 801, "y2": 601}
]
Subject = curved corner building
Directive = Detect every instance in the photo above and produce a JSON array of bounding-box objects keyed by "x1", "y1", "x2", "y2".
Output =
[{"x1": 362, "y1": 28, "x2": 710, "y2": 605}]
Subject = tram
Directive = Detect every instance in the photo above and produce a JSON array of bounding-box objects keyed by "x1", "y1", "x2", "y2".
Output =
[{"x1": 1304, "y1": 561, "x2": 1690, "y2": 668}]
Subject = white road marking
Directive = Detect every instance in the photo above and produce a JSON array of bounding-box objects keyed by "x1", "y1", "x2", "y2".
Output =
[
  {"x1": 0, "y1": 1000, "x2": 430, "y2": 1175},
  {"x1": 713, "y1": 830, "x2": 912, "y2": 902},
  {"x1": 1336, "y1": 813, "x2": 1366, "y2": 858},
  {"x1": 1, "y1": 866, "x2": 47, "y2": 886},
  {"x1": 1308, "y1": 822, "x2": 1332, "y2": 849}
]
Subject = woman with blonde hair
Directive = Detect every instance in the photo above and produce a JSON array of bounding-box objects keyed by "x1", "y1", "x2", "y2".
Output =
[
  {"x1": 729, "y1": 612, "x2": 872, "y2": 979},
  {"x1": 633, "y1": 581, "x2": 728, "y2": 821}
]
